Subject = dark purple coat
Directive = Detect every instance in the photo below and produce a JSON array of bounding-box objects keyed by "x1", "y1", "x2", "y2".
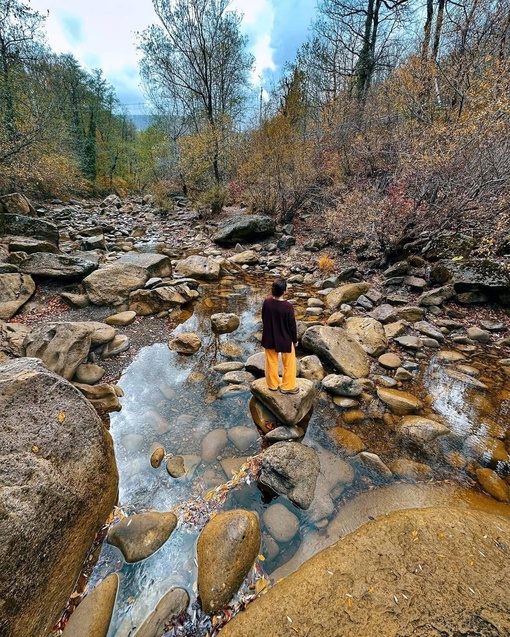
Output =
[{"x1": 261, "y1": 297, "x2": 297, "y2": 353}]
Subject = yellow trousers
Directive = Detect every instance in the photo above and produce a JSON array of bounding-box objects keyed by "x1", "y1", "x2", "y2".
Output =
[{"x1": 264, "y1": 346, "x2": 297, "y2": 391}]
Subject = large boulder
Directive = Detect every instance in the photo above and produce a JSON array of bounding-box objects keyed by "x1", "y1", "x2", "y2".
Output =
[
  {"x1": 326, "y1": 282, "x2": 371, "y2": 309},
  {"x1": 344, "y1": 316, "x2": 388, "y2": 357},
  {"x1": 60, "y1": 574, "x2": 119, "y2": 637},
  {"x1": 0, "y1": 358, "x2": 118, "y2": 637},
  {"x1": 84, "y1": 263, "x2": 149, "y2": 305},
  {"x1": 173, "y1": 255, "x2": 221, "y2": 280},
  {"x1": 213, "y1": 215, "x2": 275, "y2": 245},
  {"x1": 117, "y1": 252, "x2": 172, "y2": 278},
  {"x1": 197, "y1": 510, "x2": 260, "y2": 613},
  {"x1": 0, "y1": 320, "x2": 31, "y2": 356},
  {"x1": 107, "y1": 512, "x2": 178, "y2": 562},
  {"x1": 0, "y1": 193, "x2": 36, "y2": 217},
  {"x1": 24, "y1": 322, "x2": 94, "y2": 380},
  {"x1": 301, "y1": 325, "x2": 370, "y2": 379},
  {"x1": 128, "y1": 284, "x2": 197, "y2": 316},
  {"x1": 259, "y1": 442, "x2": 320, "y2": 509},
  {"x1": 250, "y1": 378, "x2": 316, "y2": 426},
  {"x1": 0, "y1": 213, "x2": 59, "y2": 249},
  {"x1": 18, "y1": 252, "x2": 98, "y2": 280},
  {"x1": 0, "y1": 273, "x2": 36, "y2": 319},
  {"x1": 437, "y1": 258, "x2": 510, "y2": 306},
  {"x1": 219, "y1": 507, "x2": 510, "y2": 637}
]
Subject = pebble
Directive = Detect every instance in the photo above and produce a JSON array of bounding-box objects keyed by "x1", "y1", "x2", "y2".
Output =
[
  {"x1": 263, "y1": 503, "x2": 300, "y2": 543},
  {"x1": 150, "y1": 446, "x2": 165, "y2": 469},
  {"x1": 378, "y1": 353, "x2": 401, "y2": 369}
]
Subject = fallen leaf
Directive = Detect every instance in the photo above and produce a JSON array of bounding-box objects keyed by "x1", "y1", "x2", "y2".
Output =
[{"x1": 58, "y1": 411, "x2": 66, "y2": 424}]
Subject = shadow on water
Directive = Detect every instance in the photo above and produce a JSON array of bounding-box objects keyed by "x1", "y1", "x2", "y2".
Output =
[{"x1": 86, "y1": 273, "x2": 510, "y2": 636}]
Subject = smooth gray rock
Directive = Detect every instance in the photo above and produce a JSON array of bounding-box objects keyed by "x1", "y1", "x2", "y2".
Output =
[
  {"x1": 108, "y1": 512, "x2": 178, "y2": 562},
  {"x1": 298, "y1": 354, "x2": 326, "y2": 382},
  {"x1": 250, "y1": 378, "x2": 316, "y2": 426},
  {"x1": 263, "y1": 503, "x2": 299, "y2": 543},
  {"x1": 201, "y1": 428, "x2": 228, "y2": 462},
  {"x1": 302, "y1": 325, "x2": 370, "y2": 379},
  {"x1": 134, "y1": 588, "x2": 189, "y2": 637},
  {"x1": 344, "y1": 316, "x2": 388, "y2": 357},
  {"x1": 322, "y1": 374, "x2": 365, "y2": 397},
  {"x1": 18, "y1": 252, "x2": 97, "y2": 280},
  {"x1": 213, "y1": 215, "x2": 275, "y2": 245}
]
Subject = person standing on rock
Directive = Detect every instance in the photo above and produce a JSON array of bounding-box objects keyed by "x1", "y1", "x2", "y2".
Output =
[{"x1": 261, "y1": 278, "x2": 299, "y2": 394}]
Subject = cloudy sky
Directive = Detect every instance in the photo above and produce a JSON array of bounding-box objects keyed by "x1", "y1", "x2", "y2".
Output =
[{"x1": 29, "y1": 0, "x2": 315, "y2": 115}]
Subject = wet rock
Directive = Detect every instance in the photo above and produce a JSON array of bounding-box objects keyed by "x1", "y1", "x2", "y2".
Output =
[
  {"x1": 389, "y1": 459, "x2": 433, "y2": 480},
  {"x1": 266, "y1": 425, "x2": 305, "y2": 442},
  {"x1": 61, "y1": 574, "x2": 119, "y2": 637},
  {"x1": 476, "y1": 468, "x2": 510, "y2": 502},
  {"x1": 84, "y1": 263, "x2": 149, "y2": 305},
  {"x1": 357, "y1": 452, "x2": 393, "y2": 480},
  {"x1": 298, "y1": 354, "x2": 326, "y2": 382},
  {"x1": 101, "y1": 334, "x2": 130, "y2": 358},
  {"x1": 227, "y1": 425, "x2": 259, "y2": 452},
  {"x1": 105, "y1": 310, "x2": 137, "y2": 326},
  {"x1": 213, "y1": 215, "x2": 275, "y2": 245},
  {"x1": 214, "y1": 361, "x2": 245, "y2": 373},
  {"x1": 464, "y1": 435, "x2": 510, "y2": 467},
  {"x1": 322, "y1": 374, "x2": 364, "y2": 397},
  {"x1": 223, "y1": 370, "x2": 256, "y2": 384},
  {"x1": 376, "y1": 387, "x2": 423, "y2": 414},
  {"x1": 302, "y1": 325, "x2": 370, "y2": 379},
  {"x1": 398, "y1": 415, "x2": 450, "y2": 445},
  {"x1": 259, "y1": 442, "x2": 320, "y2": 510},
  {"x1": 73, "y1": 382, "x2": 122, "y2": 413},
  {"x1": 263, "y1": 503, "x2": 299, "y2": 543},
  {"x1": 73, "y1": 363, "x2": 105, "y2": 384},
  {"x1": 250, "y1": 378, "x2": 316, "y2": 426},
  {"x1": 219, "y1": 341, "x2": 244, "y2": 358},
  {"x1": 169, "y1": 332, "x2": 201, "y2": 354},
  {"x1": 133, "y1": 587, "x2": 189, "y2": 637},
  {"x1": 197, "y1": 510, "x2": 261, "y2": 613},
  {"x1": 108, "y1": 511, "x2": 177, "y2": 563},
  {"x1": 0, "y1": 272, "x2": 36, "y2": 319},
  {"x1": 211, "y1": 312, "x2": 240, "y2": 334},
  {"x1": 201, "y1": 428, "x2": 228, "y2": 462},
  {"x1": 24, "y1": 322, "x2": 93, "y2": 380},
  {"x1": 118, "y1": 252, "x2": 172, "y2": 277},
  {"x1": 436, "y1": 349, "x2": 467, "y2": 363},
  {"x1": 466, "y1": 326, "x2": 491, "y2": 343},
  {"x1": 220, "y1": 456, "x2": 249, "y2": 479},
  {"x1": 329, "y1": 427, "x2": 367, "y2": 456},
  {"x1": 326, "y1": 282, "x2": 371, "y2": 309},
  {"x1": 150, "y1": 446, "x2": 165, "y2": 468},
  {"x1": 0, "y1": 358, "x2": 118, "y2": 637},
  {"x1": 344, "y1": 316, "x2": 388, "y2": 357},
  {"x1": 444, "y1": 368, "x2": 488, "y2": 389},
  {"x1": 166, "y1": 456, "x2": 186, "y2": 478},
  {"x1": 174, "y1": 255, "x2": 221, "y2": 280},
  {"x1": 395, "y1": 367, "x2": 413, "y2": 381},
  {"x1": 261, "y1": 533, "x2": 280, "y2": 561},
  {"x1": 418, "y1": 285, "x2": 455, "y2": 306},
  {"x1": 378, "y1": 353, "x2": 401, "y2": 369}
]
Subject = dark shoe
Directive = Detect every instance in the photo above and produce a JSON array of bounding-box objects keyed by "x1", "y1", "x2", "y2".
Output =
[
  {"x1": 268, "y1": 386, "x2": 279, "y2": 391},
  {"x1": 280, "y1": 387, "x2": 300, "y2": 394}
]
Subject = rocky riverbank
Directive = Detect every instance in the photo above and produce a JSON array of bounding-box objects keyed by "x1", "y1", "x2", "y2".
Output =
[{"x1": 1, "y1": 191, "x2": 510, "y2": 636}]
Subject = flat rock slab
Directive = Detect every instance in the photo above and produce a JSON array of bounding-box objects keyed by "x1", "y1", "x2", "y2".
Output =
[
  {"x1": 118, "y1": 252, "x2": 172, "y2": 277},
  {"x1": 105, "y1": 310, "x2": 137, "y2": 326},
  {"x1": 197, "y1": 510, "x2": 260, "y2": 613},
  {"x1": 220, "y1": 507, "x2": 510, "y2": 637},
  {"x1": 173, "y1": 255, "x2": 221, "y2": 280},
  {"x1": 107, "y1": 511, "x2": 177, "y2": 562},
  {"x1": 377, "y1": 387, "x2": 423, "y2": 414},
  {"x1": 18, "y1": 252, "x2": 97, "y2": 280},
  {"x1": 250, "y1": 378, "x2": 316, "y2": 426},
  {"x1": 61, "y1": 574, "x2": 118, "y2": 637},
  {"x1": 326, "y1": 282, "x2": 371, "y2": 308}
]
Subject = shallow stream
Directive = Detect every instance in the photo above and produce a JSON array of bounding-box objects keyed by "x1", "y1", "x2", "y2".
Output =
[{"x1": 87, "y1": 273, "x2": 510, "y2": 636}]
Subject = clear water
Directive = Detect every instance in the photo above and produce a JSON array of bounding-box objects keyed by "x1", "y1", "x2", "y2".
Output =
[{"x1": 85, "y1": 274, "x2": 510, "y2": 636}]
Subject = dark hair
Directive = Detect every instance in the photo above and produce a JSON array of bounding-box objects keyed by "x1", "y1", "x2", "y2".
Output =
[{"x1": 272, "y1": 278, "x2": 287, "y2": 297}]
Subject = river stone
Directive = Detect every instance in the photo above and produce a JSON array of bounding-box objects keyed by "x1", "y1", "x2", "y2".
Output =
[
  {"x1": 329, "y1": 427, "x2": 367, "y2": 456},
  {"x1": 128, "y1": 286, "x2": 189, "y2": 315},
  {"x1": 105, "y1": 310, "x2": 137, "y2": 326},
  {"x1": 166, "y1": 456, "x2": 186, "y2": 478},
  {"x1": 84, "y1": 263, "x2": 149, "y2": 305},
  {"x1": 201, "y1": 428, "x2": 228, "y2": 462},
  {"x1": 197, "y1": 510, "x2": 261, "y2": 613},
  {"x1": 18, "y1": 252, "x2": 97, "y2": 280},
  {"x1": 384, "y1": 321, "x2": 406, "y2": 339},
  {"x1": 73, "y1": 383, "x2": 122, "y2": 413},
  {"x1": 228, "y1": 250, "x2": 260, "y2": 265},
  {"x1": 108, "y1": 512, "x2": 178, "y2": 562},
  {"x1": 220, "y1": 456, "x2": 249, "y2": 479},
  {"x1": 480, "y1": 319, "x2": 506, "y2": 332},
  {"x1": 444, "y1": 368, "x2": 488, "y2": 389},
  {"x1": 227, "y1": 425, "x2": 259, "y2": 452},
  {"x1": 0, "y1": 320, "x2": 31, "y2": 356},
  {"x1": 259, "y1": 442, "x2": 320, "y2": 510},
  {"x1": 322, "y1": 374, "x2": 365, "y2": 397},
  {"x1": 73, "y1": 363, "x2": 105, "y2": 384},
  {"x1": 344, "y1": 316, "x2": 388, "y2": 357},
  {"x1": 464, "y1": 435, "x2": 510, "y2": 467},
  {"x1": 0, "y1": 212, "x2": 59, "y2": 246},
  {"x1": 173, "y1": 255, "x2": 221, "y2": 280},
  {"x1": 60, "y1": 291, "x2": 90, "y2": 308},
  {"x1": 298, "y1": 354, "x2": 326, "y2": 382},
  {"x1": 101, "y1": 334, "x2": 130, "y2": 358},
  {"x1": 476, "y1": 468, "x2": 510, "y2": 502},
  {"x1": 169, "y1": 332, "x2": 201, "y2": 354},
  {"x1": 0, "y1": 273, "x2": 36, "y2": 319},
  {"x1": 0, "y1": 192, "x2": 35, "y2": 216},
  {"x1": 118, "y1": 252, "x2": 172, "y2": 277},
  {"x1": 326, "y1": 282, "x2": 371, "y2": 309},
  {"x1": 378, "y1": 353, "x2": 401, "y2": 369},
  {"x1": 418, "y1": 284, "x2": 455, "y2": 306},
  {"x1": 223, "y1": 370, "x2": 256, "y2": 384},
  {"x1": 437, "y1": 349, "x2": 467, "y2": 363},
  {"x1": 211, "y1": 312, "x2": 240, "y2": 334},
  {"x1": 466, "y1": 326, "x2": 491, "y2": 343},
  {"x1": 398, "y1": 415, "x2": 450, "y2": 445},
  {"x1": 150, "y1": 446, "x2": 165, "y2": 468},
  {"x1": 301, "y1": 325, "x2": 370, "y2": 379},
  {"x1": 395, "y1": 367, "x2": 413, "y2": 381},
  {"x1": 24, "y1": 322, "x2": 93, "y2": 380},
  {"x1": 219, "y1": 507, "x2": 510, "y2": 637},
  {"x1": 367, "y1": 304, "x2": 398, "y2": 324},
  {"x1": 414, "y1": 320, "x2": 445, "y2": 342},
  {"x1": 214, "y1": 361, "x2": 245, "y2": 373},
  {"x1": 61, "y1": 574, "x2": 119, "y2": 637},
  {"x1": 357, "y1": 452, "x2": 393, "y2": 480},
  {"x1": 0, "y1": 358, "x2": 118, "y2": 637},
  {"x1": 133, "y1": 587, "x2": 189, "y2": 637},
  {"x1": 376, "y1": 387, "x2": 423, "y2": 414},
  {"x1": 265, "y1": 425, "x2": 305, "y2": 442},
  {"x1": 395, "y1": 306, "x2": 425, "y2": 321},
  {"x1": 389, "y1": 458, "x2": 433, "y2": 480},
  {"x1": 213, "y1": 215, "x2": 275, "y2": 245},
  {"x1": 394, "y1": 335, "x2": 423, "y2": 349},
  {"x1": 262, "y1": 503, "x2": 299, "y2": 543},
  {"x1": 250, "y1": 378, "x2": 316, "y2": 426}
]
